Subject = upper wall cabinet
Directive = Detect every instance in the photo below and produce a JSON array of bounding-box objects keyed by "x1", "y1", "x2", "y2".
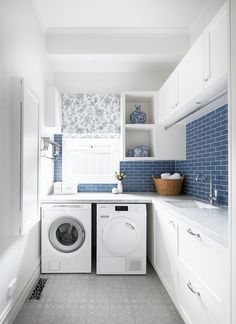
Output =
[
  {"x1": 203, "y1": 7, "x2": 228, "y2": 89},
  {"x1": 178, "y1": 35, "x2": 204, "y2": 107},
  {"x1": 158, "y1": 5, "x2": 228, "y2": 125},
  {"x1": 158, "y1": 71, "x2": 178, "y2": 122},
  {"x1": 45, "y1": 86, "x2": 62, "y2": 133}
]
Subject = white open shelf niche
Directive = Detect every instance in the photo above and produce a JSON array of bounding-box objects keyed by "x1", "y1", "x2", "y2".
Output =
[{"x1": 121, "y1": 91, "x2": 186, "y2": 161}]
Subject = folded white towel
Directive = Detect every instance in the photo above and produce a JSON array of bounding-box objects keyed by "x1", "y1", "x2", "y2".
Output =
[
  {"x1": 169, "y1": 173, "x2": 181, "y2": 179},
  {"x1": 161, "y1": 173, "x2": 171, "y2": 179}
]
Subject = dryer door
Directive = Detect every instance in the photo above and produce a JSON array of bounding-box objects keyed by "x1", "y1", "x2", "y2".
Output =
[
  {"x1": 49, "y1": 217, "x2": 85, "y2": 253},
  {"x1": 102, "y1": 217, "x2": 141, "y2": 256}
]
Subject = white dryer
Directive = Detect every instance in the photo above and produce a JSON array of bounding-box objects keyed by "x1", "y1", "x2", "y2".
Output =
[
  {"x1": 41, "y1": 204, "x2": 91, "y2": 273},
  {"x1": 97, "y1": 204, "x2": 146, "y2": 274}
]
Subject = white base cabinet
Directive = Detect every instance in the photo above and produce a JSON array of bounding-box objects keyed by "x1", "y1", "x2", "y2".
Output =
[
  {"x1": 153, "y1": 206, "x2": 177, "y2": 298},
  {"x1": 148, "y1": 204, "x2": 229, "y2": 324},
  {"x1": 176, "y1": 267, "x2": 221, "y2": 324}
]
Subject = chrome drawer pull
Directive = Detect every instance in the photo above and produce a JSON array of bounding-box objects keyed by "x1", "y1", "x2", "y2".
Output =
[
  {"x1": 187, "y1": 228, "x2": 200, "y2": 238},
  {"x1": 187, "y1": 281, "x2": 200, "y2": 296}
]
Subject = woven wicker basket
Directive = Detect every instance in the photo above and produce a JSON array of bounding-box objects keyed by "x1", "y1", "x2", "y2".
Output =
[{"x1": 152, "y1": 176, "x2": 184, "y2": 196}]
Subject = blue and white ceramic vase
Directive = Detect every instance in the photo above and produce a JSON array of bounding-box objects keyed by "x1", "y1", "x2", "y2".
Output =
[
  {"x1": 130, "y1": 104, "x2": 147, "y2": 124},
  {"x1": 134, "y1": 145, "x2": 149, "y2": 157}
]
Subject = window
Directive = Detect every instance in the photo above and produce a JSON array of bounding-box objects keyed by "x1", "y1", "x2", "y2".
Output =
[{"x1": 62, "y1": 137, "x2": 120, "y2": 184}]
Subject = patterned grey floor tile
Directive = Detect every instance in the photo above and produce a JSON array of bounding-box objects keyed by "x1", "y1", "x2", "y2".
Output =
[
  {"x1": 87, "y1": 304, "x2": 110, "y2": 324},
  {"x1": 131, "y1": 303, "x2": 184, "y2": 324},
  {"x1": 14, "y1": 262, "x2": 184, "y2": 324},
  {"x1": 109, "y1": 304, "x2": 135, "y2": 324}
]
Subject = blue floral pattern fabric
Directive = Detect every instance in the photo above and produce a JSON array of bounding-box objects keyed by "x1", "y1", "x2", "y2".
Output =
[{"x1": 61, "y1": 94, "x2": 120, "y2": 137}]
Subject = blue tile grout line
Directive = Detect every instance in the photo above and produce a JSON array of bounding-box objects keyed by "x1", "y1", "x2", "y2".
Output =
[{"x1": 54, "y1": 104, "x2": 228, "y2": 205}]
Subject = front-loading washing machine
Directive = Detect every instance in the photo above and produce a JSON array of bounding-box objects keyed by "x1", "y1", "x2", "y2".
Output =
[
  {"x1": 41, "y1": 204, "x2": 91, "y2": 273},
  {"x1": 97, "y1": 204, "x2": 146, "y2": 274}
]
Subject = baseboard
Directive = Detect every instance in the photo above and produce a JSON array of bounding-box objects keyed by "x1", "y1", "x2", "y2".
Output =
[{"x1": 0, "y1": 258, "x2": 40, "y2": 324}]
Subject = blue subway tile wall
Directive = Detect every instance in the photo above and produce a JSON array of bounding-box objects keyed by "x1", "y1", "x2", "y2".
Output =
[
  {"x1": 54, "y1": 134, "x2": 62, "y2": 182},
  {"x1": 175, "y1": 105, "x2": 228, "y2": 205},
  {"x1": 54, "y1": 104, "x2": 228, "y2": 203},
  {"x1": 120, "y1": 161, "x2": 175, "y2": 192},
  {"x1": 77, "y1": 184, "x2": 117, "y2": 192}
]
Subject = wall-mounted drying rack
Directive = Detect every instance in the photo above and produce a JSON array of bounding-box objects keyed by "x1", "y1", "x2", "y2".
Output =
[
  {"x1": 165, "y1": 89, "x2": 228, "y2": 130},
  {"x1": 41, "y1": 137, "x2": 61, "y2": 160}
]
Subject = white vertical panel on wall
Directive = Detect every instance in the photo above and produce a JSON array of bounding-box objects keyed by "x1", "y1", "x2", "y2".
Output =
[{"x1": 11, "y1": 78, "x2": 39, "y2": 235}]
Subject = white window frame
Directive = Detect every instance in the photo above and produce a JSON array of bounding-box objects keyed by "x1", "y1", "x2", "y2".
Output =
[{"x1": 62, "y1": 137, "x2": 120, "y2": 184}]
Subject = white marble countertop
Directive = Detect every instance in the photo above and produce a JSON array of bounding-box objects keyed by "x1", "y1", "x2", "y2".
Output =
[{"x1": 41, "y1": 192, "x2": 228, "y2": 247}]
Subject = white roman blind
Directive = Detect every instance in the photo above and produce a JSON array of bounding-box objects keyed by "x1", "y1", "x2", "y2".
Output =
[{"x1": 62, "y1": 137, "x2": 120, "y2": 183}]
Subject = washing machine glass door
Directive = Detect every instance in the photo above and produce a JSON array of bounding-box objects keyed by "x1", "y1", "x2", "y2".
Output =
[
  {"x1": 49, "y1": 217, "x2": 85, "y2": 253},
  {"x1": 102, "y1": 217, "x2": 141, "y2": 256}
]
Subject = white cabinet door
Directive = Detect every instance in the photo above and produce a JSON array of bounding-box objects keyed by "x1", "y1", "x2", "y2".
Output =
[
  {"x1": 204, "y1": 6, "x2": 228, "y2": 88},
  {"x1": 158, "y1": 71, "x2": 178, "y2": 123},
  {"x1": 45, "y1": 86, "x2": 62, "y2": 133},
  {"x1": 176, "y1": 264, "x2": 222, "y2": 324},
  {"x1": 178, "y1": 34, "x2": 204, "y2": 107},
  {"x1": 154, "y1": 206, "x2": 177, "y2": 297}
]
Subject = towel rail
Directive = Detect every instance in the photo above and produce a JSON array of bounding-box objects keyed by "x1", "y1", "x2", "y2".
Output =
[
  {"x1": 164, "y1": 89, "x2": 228, "y2": 130},
  {"x1": 41, "y1": 137, "x2": 61, "y2": 160}
]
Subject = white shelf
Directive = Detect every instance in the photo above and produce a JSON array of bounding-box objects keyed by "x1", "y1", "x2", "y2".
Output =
[
  {"x1": 121, "y1": 91, "x2": 157, "y2": 160},
  {"x1": 124, "y1": 92, "x2": 156, "y2": 124},
  {"x1": 122, "y1": 156, "x2": 157, "y2": 161},
  {"x1": 121, "y1": 91, "x2": 186, "y2": 161},
  {"x1": 124, "y1": 127, "x2": 156, "y2": 159},
  {"x1": 125, "y1": 124, "x2": 155, "y2": 130}
]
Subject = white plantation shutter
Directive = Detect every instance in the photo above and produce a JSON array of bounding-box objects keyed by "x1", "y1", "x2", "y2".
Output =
[{"x1": 63, "y1": 137, "x2": 120, "y2": 183}]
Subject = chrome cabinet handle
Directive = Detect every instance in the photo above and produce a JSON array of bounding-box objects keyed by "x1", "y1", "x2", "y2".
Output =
[
  {"x1": 187, "y1": 228, "x2": 200, "y2": 238},
  {"x1": 187, "y1": 281, "x2": 200, "y2": 296},
  {"x1": 125, "y1": 222, "x2": 135, "y2": 230}
]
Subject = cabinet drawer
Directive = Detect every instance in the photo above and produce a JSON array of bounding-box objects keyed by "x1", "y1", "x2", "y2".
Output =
[
  {"x1": 177, "y1": 223, "x2": 227, "y2": 299},
  {"x1": 176, "y1": 263, "x2": 223, "y2": 324}
]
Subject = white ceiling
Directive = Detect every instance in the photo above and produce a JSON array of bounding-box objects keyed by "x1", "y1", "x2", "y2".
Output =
[
  {"x1": 33, "y1": 0, "x2": 225, "y2": 73},
  {"x1": 48, "y1": 54, "x2": 180, "y2": 73},
  {"x1": 34, "y1": 0, "x2": 222, "y2": 31}
]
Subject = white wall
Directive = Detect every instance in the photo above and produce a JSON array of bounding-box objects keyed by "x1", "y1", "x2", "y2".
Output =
[
  {"x1": 0, "y1": 0, "x2": 54, "y2": 321},
  {"x1": 55, "y1": 72, "x2": 169, "y2": 94}
]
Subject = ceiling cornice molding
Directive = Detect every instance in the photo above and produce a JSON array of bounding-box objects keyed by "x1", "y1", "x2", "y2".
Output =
[{"x1": 46, "y1": 27, "x2": 189, "y2": 36}]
